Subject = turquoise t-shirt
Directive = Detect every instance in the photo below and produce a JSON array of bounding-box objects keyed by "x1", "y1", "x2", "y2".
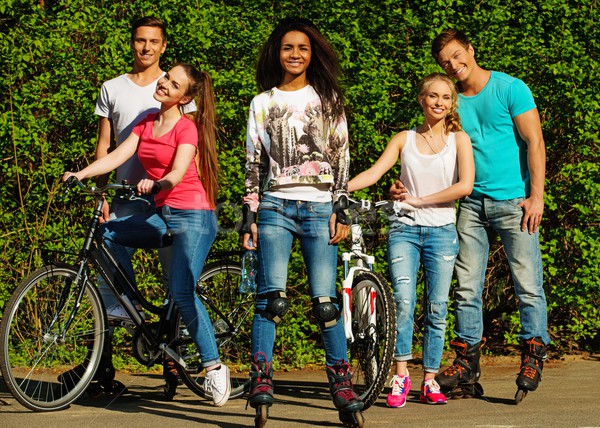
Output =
[{"x1": 458, "y1": 71, "x2": 537, "y2": 200}]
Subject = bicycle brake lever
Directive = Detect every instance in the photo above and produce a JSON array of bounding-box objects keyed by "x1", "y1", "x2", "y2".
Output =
[
  {"x1": 125, "y1": 194, "x2": 152, "y2": 206},
  {"x1": 374, "y1": 200, "x2": 416, "y2": 218},
  {"x1": 392, "y1": 200, "x2": 416, "y2": 214}
]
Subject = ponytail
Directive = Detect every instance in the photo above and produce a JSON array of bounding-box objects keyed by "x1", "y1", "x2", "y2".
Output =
[
  {"x1": 177, "y1": 63, "x2": 219, "y2": 209},
  {"x1": 193, "y1": 71, "x2": 219, "y2": 209}
]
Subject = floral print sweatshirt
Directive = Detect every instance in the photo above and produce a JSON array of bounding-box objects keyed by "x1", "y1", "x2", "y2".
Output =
[{"x1": 243, "y1": 85, "x2": 350, "y2": 212}]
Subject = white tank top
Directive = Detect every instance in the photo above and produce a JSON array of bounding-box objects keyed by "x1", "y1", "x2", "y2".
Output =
[{"x1": 394, "y1": 129, "x2": 458, "y2": 227}]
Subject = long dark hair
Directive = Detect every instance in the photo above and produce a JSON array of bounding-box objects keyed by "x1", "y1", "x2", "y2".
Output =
[
  {"x1": 176, "y1": 63, "x2": 219, "y2": 209},
  {"x1": 256, "y1": 18, "x2": 344, "y2": 119}
]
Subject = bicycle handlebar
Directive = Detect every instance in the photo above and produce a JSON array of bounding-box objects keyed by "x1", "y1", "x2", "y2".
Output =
[
  {"x1": 64, "y1": 176, "x2": 149, "y2": 205},
  {"x1": 347, "y1": 197, "x2": 416, "y2": 217}
]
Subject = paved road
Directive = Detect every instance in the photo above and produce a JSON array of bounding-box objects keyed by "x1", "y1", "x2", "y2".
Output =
[{"x1": 1, "y1": 355, "x2": 599, "y2": 427}]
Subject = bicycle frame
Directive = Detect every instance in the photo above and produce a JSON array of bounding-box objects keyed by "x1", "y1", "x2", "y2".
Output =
[
  {"x1": 64, "y1": 179, "x2": 186, "y2": 368},
  {"x1": 341, "y1": 200, "x2": 376, "y2": 344},
  {"x1": 341, "y1": 199, "x2": 415, "y2": 344}
]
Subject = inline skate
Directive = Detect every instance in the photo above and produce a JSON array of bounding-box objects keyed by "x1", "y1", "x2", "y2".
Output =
[
  {"x1": 514, "y1": 337, "x2": 547, "y2": 404},
  {"x1": 248, "y1": 354, "x2": 274, "y2": 428},
  {"x1": 435, "y1": 338, "x2": 485, "y2": 399},
  {"x1": 326, "y1": 361, "x2": 365, "y2": 428}
]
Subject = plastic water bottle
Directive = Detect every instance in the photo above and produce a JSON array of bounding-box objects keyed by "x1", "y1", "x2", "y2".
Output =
[{"x1": 240, "y1": 239, "x2": 257, "y2": 293}]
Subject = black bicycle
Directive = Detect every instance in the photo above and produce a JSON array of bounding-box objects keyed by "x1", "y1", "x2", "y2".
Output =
[{"x1": 0, "y1": 178, "x2": 253, "y2": 411}]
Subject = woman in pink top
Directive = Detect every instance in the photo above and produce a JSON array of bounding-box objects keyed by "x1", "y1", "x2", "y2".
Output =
[{"x1": 62, "y1": 63, "x2": 230, "y2": 406}]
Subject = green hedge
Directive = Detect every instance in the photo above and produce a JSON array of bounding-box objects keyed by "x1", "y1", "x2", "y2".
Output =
[{"x1": 1, "y1": 0, "x2": 598, "y2": 367}]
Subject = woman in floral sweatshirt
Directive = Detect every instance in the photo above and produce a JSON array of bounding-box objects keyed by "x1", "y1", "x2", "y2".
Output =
[{"x1": 240, "y1": 17, "x2": 364, "y2": 427}]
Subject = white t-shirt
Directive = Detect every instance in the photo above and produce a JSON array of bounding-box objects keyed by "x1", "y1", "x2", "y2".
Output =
[
  {"x1": 95, "y1": 73, "x2": 196, "y2": 184},
  {"x1": 394, "y1": 129, "x2": 458, "y2": 227}
]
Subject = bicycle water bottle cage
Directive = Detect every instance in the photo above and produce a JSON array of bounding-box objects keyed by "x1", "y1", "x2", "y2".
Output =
[
  {"x1": 257, "y1": 291, "x2": 289, "y2": 324},
  {"x1": 312, "y1": 296, "x2": 341, "y2": 328}
]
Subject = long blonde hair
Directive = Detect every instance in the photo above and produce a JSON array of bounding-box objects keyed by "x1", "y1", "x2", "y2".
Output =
[
  {"x1": 178, "y1": 63, "x2": 219, "y2": 209},
  {"x1": 417, "y1": 73, "x2": 462, "y2": 133}
]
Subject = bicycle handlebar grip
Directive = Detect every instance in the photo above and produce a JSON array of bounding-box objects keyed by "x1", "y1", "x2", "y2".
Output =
[{"x1": 64, "y1": 175, "x2": 80, "y2": 190}]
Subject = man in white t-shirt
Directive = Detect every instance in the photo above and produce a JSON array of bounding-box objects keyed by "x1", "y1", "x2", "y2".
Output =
[
  {"x1": 94, "y1": 17, "x2": 169, "y2": 317},
  {"x1": 96, "y1": 17, "x2": 193, "y2": 311}
]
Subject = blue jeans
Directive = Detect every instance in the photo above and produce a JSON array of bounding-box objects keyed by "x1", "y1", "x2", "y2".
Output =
[
  {"x1": 454, "y1": 196, "x2": 550, "y2": 346},
  {"x1": 100, "y1": 206, "x2": 221, "y2": 367},
  {"x1": 251, "y1": 195, "x2": 347, "y2": 366},
  {"x1": 388, "y1": 222, "x2": 458, "y2": 373},
  {"x1": 99, "y1": 197, "x2": 171, "y2": 310}
]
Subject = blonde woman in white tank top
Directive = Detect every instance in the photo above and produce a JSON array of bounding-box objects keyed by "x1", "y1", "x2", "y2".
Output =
[{"x1": 348, "y1": 73, "x2": 474, "y2": 408}]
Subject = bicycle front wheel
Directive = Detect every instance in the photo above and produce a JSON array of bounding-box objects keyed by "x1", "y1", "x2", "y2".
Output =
[
  {"x1": 0, "y1": 264, "x2": 106, "y2": 411},
  {"x1": 347, "y1": 270, "x2": 396, "y2": 410},
  {"x1": 173, "y1": 260, "x2": 253, "y2": 399}
]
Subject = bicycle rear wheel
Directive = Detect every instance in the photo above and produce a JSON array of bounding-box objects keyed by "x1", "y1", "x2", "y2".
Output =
[
  {"x1": 0, "y1": 264, "x2": 106, "y2": 411},
  {"x1": 347, "y1": 270, "x2": 395, "y2": 410},
  {"x1": 173, "y1": 260, "x2": 253, "y2": 399}
]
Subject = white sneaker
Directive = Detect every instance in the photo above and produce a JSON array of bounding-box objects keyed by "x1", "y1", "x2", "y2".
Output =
[
  {"x1": 204, "y1": 364, "x2": 231, "y2": 407},
  {"x1": 106, "y1": 303, "x2": 145, "y2": 321}
]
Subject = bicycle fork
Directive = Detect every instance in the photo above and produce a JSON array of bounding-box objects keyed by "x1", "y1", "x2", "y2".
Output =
[{"x1": 342, "y1": 223, "x2": 377, "y2": 345}]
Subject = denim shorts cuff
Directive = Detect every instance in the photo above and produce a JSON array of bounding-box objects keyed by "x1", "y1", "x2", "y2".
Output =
[{"x1": 423, "y1": 367, "x2": 439, "y2": 374}]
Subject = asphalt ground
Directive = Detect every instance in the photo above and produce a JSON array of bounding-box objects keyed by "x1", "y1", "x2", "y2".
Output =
[{"x1": 1, "y1": 354, "x2": 599, "y2": 428}]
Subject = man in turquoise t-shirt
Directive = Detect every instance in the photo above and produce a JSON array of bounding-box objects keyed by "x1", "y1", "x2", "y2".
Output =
[
  {"x1": 393, "y1": 29, "x2": 550, "y2": 403},
  {"x1": 432, "y1": 29, "x2": 550, "y2": 403}
]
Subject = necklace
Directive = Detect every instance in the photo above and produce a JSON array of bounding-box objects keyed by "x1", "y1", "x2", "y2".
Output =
[
  {"x1": 419, "y1": 128, "x2": 445, "y2": 155},
  {"x1": 418, "y1": 123, "x2": 449, "y2": 178}
]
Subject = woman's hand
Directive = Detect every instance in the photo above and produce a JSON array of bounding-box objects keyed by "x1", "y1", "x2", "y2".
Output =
[
  {"x1": 241, "y1": 204, "x2": 258, "y2": 250},
  {"x1": 242, "y1": 227, "x2": 258, "y2": 250},
  {"x1": 137, "y1": 178, "x2": 157, "y2": 195},
  {"x1": 398, "y1": 193, "x2": 421, "y2": 208},
  {"x1": 329, "y1": 196, "x2": 350, "y2": 244},
  {"x1": 62, "y1": 171, "x2": 83, "y2": 183},
  {"x1": 329, "y1": 215, "x2": 349, "y2": 244}
]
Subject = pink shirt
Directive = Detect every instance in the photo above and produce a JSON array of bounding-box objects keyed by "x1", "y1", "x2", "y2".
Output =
[{"x1": 134, "y1": 113, "x2": 211, "y2": 210}]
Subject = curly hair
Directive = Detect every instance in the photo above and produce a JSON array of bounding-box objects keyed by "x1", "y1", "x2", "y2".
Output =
[
  {"x1": 417, "y1": 72, "x2": 462, "y2": 133},
  {"x1": 255, "y1": 18, "x2": 344, "y2": 120}
]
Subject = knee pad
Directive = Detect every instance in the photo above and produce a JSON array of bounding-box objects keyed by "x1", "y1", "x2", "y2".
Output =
[
  {"x1": 257, "y1": 291, "x2": 289, "y2": 324},
  {"x1": 312, "y1": 296, "x2": 340, "y2": 328}
]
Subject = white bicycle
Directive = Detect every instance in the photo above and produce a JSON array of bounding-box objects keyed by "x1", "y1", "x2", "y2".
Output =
[{"x1": 341, "y1": 198, "x2": 416, "y2": 409}]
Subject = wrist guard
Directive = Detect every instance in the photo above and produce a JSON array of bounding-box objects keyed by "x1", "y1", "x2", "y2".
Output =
[
  {"x1": 241, "y1": 203, "x2": 257, "y2": 235},
  {"x1": 332, "y1": 195, "x2": 350, "y2": 226}
]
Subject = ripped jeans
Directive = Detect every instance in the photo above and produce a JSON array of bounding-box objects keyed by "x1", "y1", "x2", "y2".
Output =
[{"x1": 387, "y1": 222, "x2": 459, "y2": 373}]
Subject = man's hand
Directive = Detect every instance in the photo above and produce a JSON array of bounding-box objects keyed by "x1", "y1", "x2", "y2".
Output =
[{"x1": 518, "y1": 196, "x2": 544, "y2": 234}]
